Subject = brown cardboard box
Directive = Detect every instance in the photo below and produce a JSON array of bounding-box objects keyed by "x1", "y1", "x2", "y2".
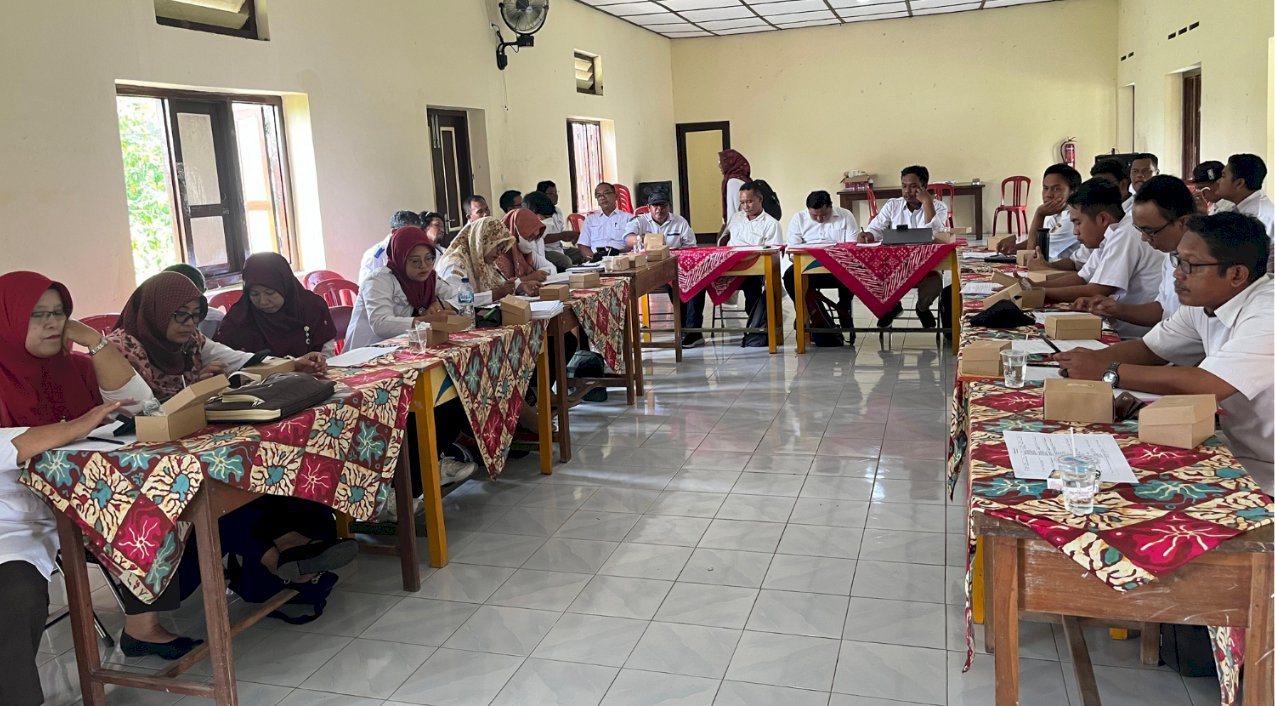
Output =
[
  {"x1": 500, "y1": 295, "x2": 532, "y2": 325},
  {"x1": 241, "y1": 358, "x2": 296, "y2": 377},
  {"x1": 605, "y1": 256, "x2": 631, "y2": 272},
  {"x1": 642, "y1": 234, "x2": 664, "y2": 250},
  {"x1": 1016, "y1": 250, "x2": 1035, "y2": 267},
  {"x1": 983, "y1": 283, "x2": 1045, "y2": 310},
  {"x1": 430, "y1": 315, "x2": 471, "y2": 333},
  {"x1": 630, "y1": 253, "x2": 649, "y2": 268},
  {"x1": 570, "y1": 272, "x2": 601, "y2": 289},
  {"x1": 1043, "y1": 378, "x2": 1113, "y2": 424},
  {"x1": 987, "y1": 234, "x2": 1015, "y2": 252},
  {"x1": 1024, "y1": 269, "x2": 1067, "y2": 284},
  {"x1": 1044, "y1": 313, "x2": 1101, "y2": 340},
  {"x1": 647, "y1": 245, "x2": 669, "y2": 261},
  {"x1": 540, "y1": 284, "x2": 571, "y2": 302},
  {"x1": 425, "y1": 327, "x2": 450, "y2": 346},
  {"x1": 1138, "y1": 395, "x2": 1216, "y2": 449},
  {"x1": 136, "y1": 374, "x2": 230, "y2": 442},
  {"x1": 990, "y1": 270, "x2": 1018, "y2": 287},
  {"x1": 959, "y1": 340, "x2": 1011, "y2": 378}
]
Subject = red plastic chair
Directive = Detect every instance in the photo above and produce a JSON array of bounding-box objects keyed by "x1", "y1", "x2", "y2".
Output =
[
  {"x1": 928, "y1": 183, "x2": 956, "y2": 229},
  {"x1": 568, "y1": 213, "x2": 586, "y2": 232},
  {"x1": 329, "y1": 305, "x2": 353, "y2": 355},
  {"x1": 313, "y1": 279, "x2": 359, "y2": 307},
  {"x1": 301, "y1": 269, "x2": 345, "y2": 290},
  {"x1": 80, "y1": 314, "x2": 118, "y2": 334},
  {"x1": 992, "y1": 176, "x2": 1032, "y2": 241},
  {"x1": 864, "y1": 186, "x2": 880, "y2": 220},
  {"x1": 208, "y1": 291, "x2": 242, "y2": 312},
  {"x1": 614, "y1": 184, "x2": 634, "y2": 214},
  {"x1": 634, "y1": 205, "x2": 651, "y2": 217}
]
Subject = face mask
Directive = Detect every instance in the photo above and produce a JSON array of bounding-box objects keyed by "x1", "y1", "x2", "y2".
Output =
[{"x1": 517, "y1": 238, "x2": 535, "y2": 254}]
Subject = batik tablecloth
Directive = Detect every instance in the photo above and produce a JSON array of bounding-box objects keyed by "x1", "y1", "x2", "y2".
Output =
[
  {"x1": 676, "y1": 246, "x2": 771, "y2": 305},
  {"x1": 960, "y1": 380, "x2": 1273, "y2": 703},
  {"x1": 20, "y1": 365, "x2": 418, "y2": 603},
  {"x1": 797, "y1": 241, "x2": 961, "y2": 317},
  {"x1": 346, "y1": 320, "x2": 549, "y2": 478},
  {"x1": 566, "y1": 278, "x2": 630, "y2": 374}
]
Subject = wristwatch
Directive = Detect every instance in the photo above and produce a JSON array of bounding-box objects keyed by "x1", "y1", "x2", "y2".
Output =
[{"x1": 1101, "y1": 362, "x2": 1121, "y2": 387}]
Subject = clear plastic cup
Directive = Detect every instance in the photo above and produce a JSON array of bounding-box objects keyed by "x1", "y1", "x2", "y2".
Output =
[
  {"x1": 1000, "y1": 350, "x2": 1028, "y2": 388},
  {"x1": 1057, "y1": 454, "x2": 1100, "y2": 515},
  {"x1": 409, "y1": 323, "x2": 431, "y2": 353}
]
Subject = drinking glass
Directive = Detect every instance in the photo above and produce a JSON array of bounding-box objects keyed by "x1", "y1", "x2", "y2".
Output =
[
  {"x1": 1000, "y1": 350, "x2": 1028, "y2": 388},
  {"x1": 1057, "y1": 454, "x2": 1101, "y2": 515}
]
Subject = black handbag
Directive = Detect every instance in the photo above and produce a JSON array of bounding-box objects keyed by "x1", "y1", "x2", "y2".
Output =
[{"x1": 205, "y1": 372, "x2": 335, "y2": 422}]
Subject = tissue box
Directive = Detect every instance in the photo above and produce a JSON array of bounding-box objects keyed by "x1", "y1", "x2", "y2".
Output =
[
  {"x1": 1043, "y1": 378, "x2": 1113, "y2": 424},
  {"x1": 136, "y1": 375, "x2": 229, "y2": 442},
  {"x1": 1138, "y1": 395, "x2": 1216, "y2": 449},
  {"x1": 642, "y1": 234, "x2": 665, "y2": 250},
  {"x1": 959, "y1": 340, "x2": 1011, "y2": 378},
  {"x1": 500, "y1": 296, "x2": 531, "y2": 325},
  {"x1": 647, "y1": 245, "x2": 669, "y2": 261},
  {"x1": 540, "y1": 284, "x2": 571, "y2": 302},
  {"x1": 429, "y1": 315, "x2": 471, "y2": 333},
  {"x1": 983, "y1": 283, "x2": 1045, "y2": 310},
  {"x1": 570, "y1": 272, "x2": 601, "y2": 289},
  {"x1": 630, "y1": 253, "x2": 649, "y2": 268},
  {"x1": 1044, "y1": 313, "x2": 1101, "y2": 340},
  {"x1": 241, "y1": 358, "x2": 296, "y2": 377}
]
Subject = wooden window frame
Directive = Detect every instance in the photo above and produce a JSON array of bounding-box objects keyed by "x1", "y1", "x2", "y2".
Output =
[
  {"x1": 566, "y1": 119, "x2": 604, "y2": 215},
  {"x1": 574, "y1": 51, "x2": 602, "y2": 96}
]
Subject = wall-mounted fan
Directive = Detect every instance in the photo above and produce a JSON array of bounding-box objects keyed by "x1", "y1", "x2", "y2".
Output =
[{"x1": 495, "y1": 0, "x2": 549, "y2": 70}]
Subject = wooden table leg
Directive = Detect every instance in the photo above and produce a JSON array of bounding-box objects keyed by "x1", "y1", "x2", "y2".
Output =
[
  {"x1": 413, "y1": 374, "x2": 448, "y2": 568},
  {"x1": 949, "y1": 253, "x2": 962, "y2": 355},
  {"x1": 55, "y1": 515, "x2": 108, "y2": 706},
  {"x1": 992, "y1": 535, "x2": 1019, "y2": 706},
  {"x1": 630, "y1": 286, "x2": 645, "y2": 398},
  {"x1": 553, "y1": 322, "x2": 571, "y2": 463},
  {"x1": 982, "y1": 535, "x2": 995, "y2": 650},
  {"x1": 1139, "y1": 623, "x2": 1160, "y2": 666},
  {"x1": 623, "y1": 293, "x2": 637, "y2": 405},
  {"x1": 393, "y1": 451, "x2": 421, "y2": 591},
  {"x1": 1063, "y1": 615, "x2": 1102, "y2": 706},
  {"x1": 764, "y1": 255, "x2": 779, "y2": 354},
  {"x1": 1244, "y1": 552, "x2": 1274, "y2": 706},
  {"x1": 794, "y1": 254, "x2": 807, "y2": 355},
  {"x1": 537, "y1": 337, "x2": 553, "y2": 475},
  {"x1": 640, "y1": 292, "x2": 652, "y2": 343},
  {"x1": 975, "y1": 189, "x2": 985, "y2": 238},
  {"x1": 192, "y1": 491, "x2": 238, "y2": 706}
]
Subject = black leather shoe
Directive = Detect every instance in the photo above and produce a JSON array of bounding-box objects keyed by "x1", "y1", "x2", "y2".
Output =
[
  {"x1": 917, "y1": 309, "x2": 937, "y2": 329},
  {"x1": 681, "y1": 333, "x2": 704, "y2": 348},
  {"x1": 276, "y1": 538, "x2": 359, "y2": 582},
  {"x1": 120, "y1": 633, "x2": 204, "y2": 660},
  {"x1": 876, "y1": 303, "x2": 904, "y2": 328}
]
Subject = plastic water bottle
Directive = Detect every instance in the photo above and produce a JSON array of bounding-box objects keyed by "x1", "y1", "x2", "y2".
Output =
[{"x1": 457, "y1": 277, "x2": 475, "y2": 327}]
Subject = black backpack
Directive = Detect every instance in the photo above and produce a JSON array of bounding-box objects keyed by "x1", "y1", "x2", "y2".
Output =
[{"x1": 751, "y1": 179, "x2": 782, "y2": 221}]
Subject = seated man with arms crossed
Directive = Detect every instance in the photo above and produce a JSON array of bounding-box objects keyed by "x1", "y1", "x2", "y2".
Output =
[
  {"x1": 1057, "y1": 212, "x2": 1273, "y2": 493},
  {"x1": 861, "y1": 165, "x2": 949, "y2": 328},
  {"x1": 1072, "y1": 175, "x2": 1194, "y2": 328},
  {"x1": 997, "y1": 163, "x2": 1082, "y2": 261},
  {"x1": 1035, "y1": 178, "x2": 1162, "y2": 338},
  {"x1": 1212, "y1": 153, "x2": 1274, "y2": 271},
  {"x1": 721, "y1": 181, "x2": 782, "y2": 347},
  {"x1": 784, "y1": 190, "x2": 861, "y2": 345}
]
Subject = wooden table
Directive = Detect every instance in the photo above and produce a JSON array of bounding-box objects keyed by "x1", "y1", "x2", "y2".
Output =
[
  {"x1": 839, "y1": 182, "x2": 986, "y2": 235},
  {"x1": 605, "y1": 256, "x2": 683, "y2": 396},
  {"x1": 680, "y1": 249, "x2": 784, "y2": 354},
  {"x1": 548, "y1": 304, "x2": 636, "y2": 464},
  {"x1": 790, "y1": 249, "x2": 961, "y2": 355},
  {"x1": 978, "y1": 513, "x2": 1273, "y2": 706}
]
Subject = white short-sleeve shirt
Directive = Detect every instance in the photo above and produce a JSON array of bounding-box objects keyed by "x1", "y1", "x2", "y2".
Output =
[
  {"x1": 540, "y1": 207, "x2": 569, "y2": 253},
  {"x1": 579, "y1": 209, "x2": 633, "y2": 251},
  {"x1": 725, "y1": 178, "x2": 745, "y2": 222},
  {"x1": 1155, "y1": 252, "x2": 1180, "y2": 320},
  {"x1": 1043, "y1": 212, "x2": 1079, "y2": 261},
  {"x1": 724, "y1": 210, "x2": 782, "y2": 246},
  {"x1": 625, "y1": 212, "x2": 695, "y2": 248},
  {"x1": 863, "y1": 197, "x2": 949, "y2": 239},
  {"x1": 344, "y1": 268, "x2": 459, "y2": 350},
  {"x1": 786, "y1": 207, "x2": 861, "y2": 246},
  {"x1": 1234, "y1": 190, "x2": 1275, "y2": 272},
  {"x1": 1143, "y1": 276, "x2": 1275, "y2": 492},
  {"x1": 1077, "y1": 223, "x2": 1163, "y2": 338}
]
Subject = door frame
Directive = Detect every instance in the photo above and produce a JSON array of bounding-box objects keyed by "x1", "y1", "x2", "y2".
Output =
[
  {"x1": 427, "y1": 107, "x2": 474, "y2": 233},
  {"x1": 675, "y1": 121, "x2": 730, "y2": 238}
]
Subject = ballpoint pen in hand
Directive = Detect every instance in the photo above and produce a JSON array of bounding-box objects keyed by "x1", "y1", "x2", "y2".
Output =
[{"x1": 1039, "y1": 333, "x2": 1063, "y2": 354}]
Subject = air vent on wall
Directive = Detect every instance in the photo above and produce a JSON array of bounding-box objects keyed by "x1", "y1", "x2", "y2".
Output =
[
  {"x1": 1120, "y1": 51, "x2": 1136, "y2": 61},
  {"x1": 155, "y1": 0, "x2": 259, "y2": 38},
  {"x1": 1168, "y1": 20, "x2": 1200, "y2": 40}
]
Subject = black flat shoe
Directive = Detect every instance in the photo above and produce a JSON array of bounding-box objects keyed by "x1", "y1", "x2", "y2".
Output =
[
  {"x1": 876, "y1": 303, "x2": 903, "y2": 329},
  {"x1": 917, "y1": 309, "x2": 937, "y2": 329},
  {"x1": 275, "y1": 538, "x2": 359, "y2": 582},
  {"x1": 120, "y1": 633, "x2": 204, "y2": 660}
]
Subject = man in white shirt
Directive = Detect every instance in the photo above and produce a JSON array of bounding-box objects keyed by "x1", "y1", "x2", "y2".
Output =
[
  {"x1": 783, "y1": 190, "x2": 860, "y2": 345},
  {"x1": 577, "y1": 182, "x2": 633, "y2": 261},
  {"x1": 1038, "y1": 179, "x2": 1163, "y2": 338},
  {"x1": 999, "y1": 164, "x2": 1082, "y2": 261},
  {"x1": 1189, "y1": 161, "x2": 1232, "y2": 215},
  {"x1": 862, "y1": 165, "x2": 950, "y2": 328},
  {"x1": 624, "y1": 193, "x2": 703, "y2": 346},
  {"x1": 721, "y1": 181, "x2": 782, "y2": 347},
  {"x1": 535, "y1": 180, "x2": 584, "y2": 267},
  {"x1": 1073, "y1": 175, "x2": 1194, "y2": 328},
  {"x1": 1091, "y1": 158, "x2": 1134, "y2": 216},
  {"x1": 1057, "y1": 212, "x2": 1274, "y2": 493},
  {"x1": 465, "y1": 195, "x2": 490, "y2": 222},
  {"x1": 1212, "y1": 153, "x2": 1274, "y2": 272},
  {"x1": 1129, "y1": 152, "x2": 1159, "y2": 194},
  {"x1": 358, "y1": 210, "x2": 421, "y2": 285},
  {"x1": 499, "y1": 190, "x2": 522, "y2": 215}
]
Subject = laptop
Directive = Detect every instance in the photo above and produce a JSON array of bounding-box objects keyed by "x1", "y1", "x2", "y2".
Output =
[{"x1": 882, "y1": 227, "x2": 934, "y2": 245}]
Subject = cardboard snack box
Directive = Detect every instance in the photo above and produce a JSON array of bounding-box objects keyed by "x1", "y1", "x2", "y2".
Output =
[
  {"x1": 540, "y1": 284, "x2": 571, "y2": 302},
  {"x1": 241, "y1": 358, "x2": 296, "y2": 377},
  {"x1": 630, "y1": 253, "x2": 649, "y2": 268},
  {"x1": 642, "y1": 234, "x2": 665, "y2": 250},
  {"x1": 429, "y1": 315, "x2": 472, "y2": 334},
  {"x1": 1138, "y1": 395, "x2": 1216, "y2": 449},
  {"x1": 959, "y1": 340, "x2": 1011, "y2": 378},
  {"x1": 1043, "y1": 378, "x2": 1113, "y2": 424},
  {"x1": 136, "y1": 374, "x2": 230, "y2": 442},
  {"x1": 1044, "y1": 313, "x2": 1102, "y2": 340},
  {"x1": 1016, "y1": 250, "x2": 1035, "y2": 267},
  {"x1": 1024, "y1": 269, "x2": 1067, "y2": 283},
  {"x1": 986, "y1": 234, "x2": 1015, "y2": 252},
  {"x1": 983, "y1": 283, "x2": 1045, "y2": 310},
  {"x1": 646, "y1": 245, "x2": 670, "y2": 261},
  {"x1": 570, "y1": 272, "x2": 601, "y2": 289},
  {"x1": 605, "y1": 256, "x2": 631, "y2": 272},
  {"x1": 425, "y1": 327, "x2": 450, "y2": 347},
  {"x1": 500, "y1": 295, "x2": 532, "y2": 325},
  {"x1": 991, "y1": 270, "x2": 1018, "y2": 287}
]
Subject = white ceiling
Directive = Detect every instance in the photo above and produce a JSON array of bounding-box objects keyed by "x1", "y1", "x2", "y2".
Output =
[{"x1": 575, "y1": 0, "x2": 1059, "y2": 38}]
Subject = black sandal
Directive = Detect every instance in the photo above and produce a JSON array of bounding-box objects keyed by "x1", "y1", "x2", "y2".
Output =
[{"x1": 275, "y1": 538, "x2": 358, "y2": 582}]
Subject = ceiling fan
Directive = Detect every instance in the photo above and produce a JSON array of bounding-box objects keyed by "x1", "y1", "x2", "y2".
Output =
[{"x1": 495, "y1": 0, "x2": 549, "y2": 70}]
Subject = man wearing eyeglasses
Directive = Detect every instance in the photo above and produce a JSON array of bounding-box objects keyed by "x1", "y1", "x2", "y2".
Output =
[
  {"x1": 578, "y1": 182, "x2": 633, "y2": 262},
  {"x1": 1071, "y1": 175, "x2": 1194, "y2": 327},
  {"x1": 1035, "y1": 178, "x2": 1163, "y2": 337},
  {"x1": 1057, "y1": 212, "x2": 1273, "y2": 493}
]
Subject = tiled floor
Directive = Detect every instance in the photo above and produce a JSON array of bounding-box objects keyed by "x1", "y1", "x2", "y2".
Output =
[{"x1": 40, "y1": 313, "x2": 1227, "y2": 705}]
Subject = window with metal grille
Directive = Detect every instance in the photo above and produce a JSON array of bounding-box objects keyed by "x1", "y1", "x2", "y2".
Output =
[
  {"x1": 574, "y1": 51, "x2": 602, "y2": 96},
  {"x1": 154, "y1": 0, "x2": 261, "y2": 40}
]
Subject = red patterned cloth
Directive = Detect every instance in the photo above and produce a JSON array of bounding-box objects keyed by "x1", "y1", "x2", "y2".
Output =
[
  {"x1": 799, "y1": 242, "x2": 961, "y2": 318},
  {"x1": 676, "y1": 246, "x2": 764, "y2": 305},
  {"x1": 566, "y1": 278, "x2": 629, "y2": 374}
]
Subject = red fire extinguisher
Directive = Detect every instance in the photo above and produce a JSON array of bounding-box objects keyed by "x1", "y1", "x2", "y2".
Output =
[{"x1": 1060, "y1": 138, "x2": 1077, "y2": 168}]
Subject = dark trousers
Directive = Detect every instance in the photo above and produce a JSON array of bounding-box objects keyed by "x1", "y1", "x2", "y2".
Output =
[
  {"x1": 407, "y1": 400, "x2": 477, "y2": 497},
  {"x1": 914, "y1": 272, "x2": 942, "y2": 313},
  {"x1": 0, "y1": 561, "x2": 48, "y2": 706},
  {"x1": 782, "y1": 267, "x2": 855, "y2": 309},
  {"x1": 681, "y1": 291, "x2": 707, "y2": 330},
  {"x1": 739, "y1": 276, "x2": 769, "y2": 346}
]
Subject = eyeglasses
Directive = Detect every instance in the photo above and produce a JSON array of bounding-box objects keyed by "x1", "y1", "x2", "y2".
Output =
[
  {"x1": 1169, "y1": 252, "x2": 1231, "y2": 275},
  {"x1": 1134, "y1": 221, "x2": 1173, "y2": 237},
  {"x1": 172, "y1": 310, "x2": 205, "y2": 324},
  {"x1": 30, "y1": 309, "x2": 68, "y2": 322}
]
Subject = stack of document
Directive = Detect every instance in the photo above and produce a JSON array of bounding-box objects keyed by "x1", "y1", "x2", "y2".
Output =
[
  {"x1": 961, "y1": 282, "x2": 1002, "y2": 296},
  {"x1": 545, "y1": 272, "x2": 570, "y2": 285},
  {"x1": 328, "y1": 346, "x2": 399, "y2": 367},
  {"x1": 1011, "y1": 339, "x2": 1107, "y2": 354},
  {"x1": 962, "y1": 251, "x2": 999, "y2": 260},
  {"x1": 530, "y1": 301, "x2": 564, "y2": 319}
]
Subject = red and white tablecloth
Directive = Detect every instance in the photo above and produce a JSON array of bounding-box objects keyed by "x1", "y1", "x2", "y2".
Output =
[
  {"x1": 676, "y1": 246, "x2": 771, "y2": 305},
  {"x1": 798, "y1": 241, "x2": 961, "y2": 317}
]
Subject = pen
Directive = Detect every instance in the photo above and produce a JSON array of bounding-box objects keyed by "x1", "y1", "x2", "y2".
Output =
[
  {"x1": 86, "y1": 436, "x2": 126, "y2": 445},
  {"x1": 1039, "y1": 333, "x2": 1063, "y2": 354}
]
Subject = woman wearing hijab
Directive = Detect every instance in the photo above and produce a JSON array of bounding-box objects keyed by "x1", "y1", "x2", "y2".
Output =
[
  {"x1": 344, "y1": 226, "x2": 457, "y2": 350},
  {"x1": 214, "y1": 252, "x2": 338, "y2": 360},
  {"x1": 436, "y1": 215, "x2": 550, "y2": 303},
  {"x1": 718, "y1": 148, "x2": 752, "y2": 224},
  {"x1": 504, "y1": 204, "x2": 562, "y2": 274}
]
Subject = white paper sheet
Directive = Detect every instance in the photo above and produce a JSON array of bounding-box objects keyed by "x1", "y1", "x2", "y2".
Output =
[
  {"x1": 328, "y1": 345, "x2": 400, "y2": 367},
  {"x1": 961, "y1": 251, "x2": 999, "y2": 260},
  {"x1": 730, "y1": 245, "x2": 781, "y2": 252},
  {"x1": 1117, "y1": 388, "x2": 1163, "y2": 403},
  {"x1": 788, "y1": 242, "x2": 834, "y2": 250},
  {"x1": 57, "y1": 421, "x2": 136, "y2": 452},
  {"x1": 1003, "y1": 431, "x2": 1137, "y2": 483},
  {"x1": 856, "y1": 240, "x2": 883, "y2": 247},
  {"x1": 567, "y1": 265, "x2": 604, "y2": 273},
  {"x1": 544, "y1": 272, "x2": 570, "y2": 285},
  {"x1": 1025, "y1": 365, "x2": 1063, "y2": 381},
  {"x1": 1011, "y1": 339, "x2": 1108, "y2": 354},
  {"x1": 961, "y1": 282, "x2": 1002, "y2": 296},
  {"x1": 530, "y1": 301, "x2": 564, "y2": 319}
]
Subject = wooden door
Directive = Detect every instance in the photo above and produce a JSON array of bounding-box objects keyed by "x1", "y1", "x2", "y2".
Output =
[
  {"x1": 1181, "y1": 70, "x2": 1202, "y2": 177},
  {"x1": 676, "y1": 122, "x2": 730, "y2": 243},
  {"x1": 428, "y1": 109, "x2": 474, "y2": 233}
]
